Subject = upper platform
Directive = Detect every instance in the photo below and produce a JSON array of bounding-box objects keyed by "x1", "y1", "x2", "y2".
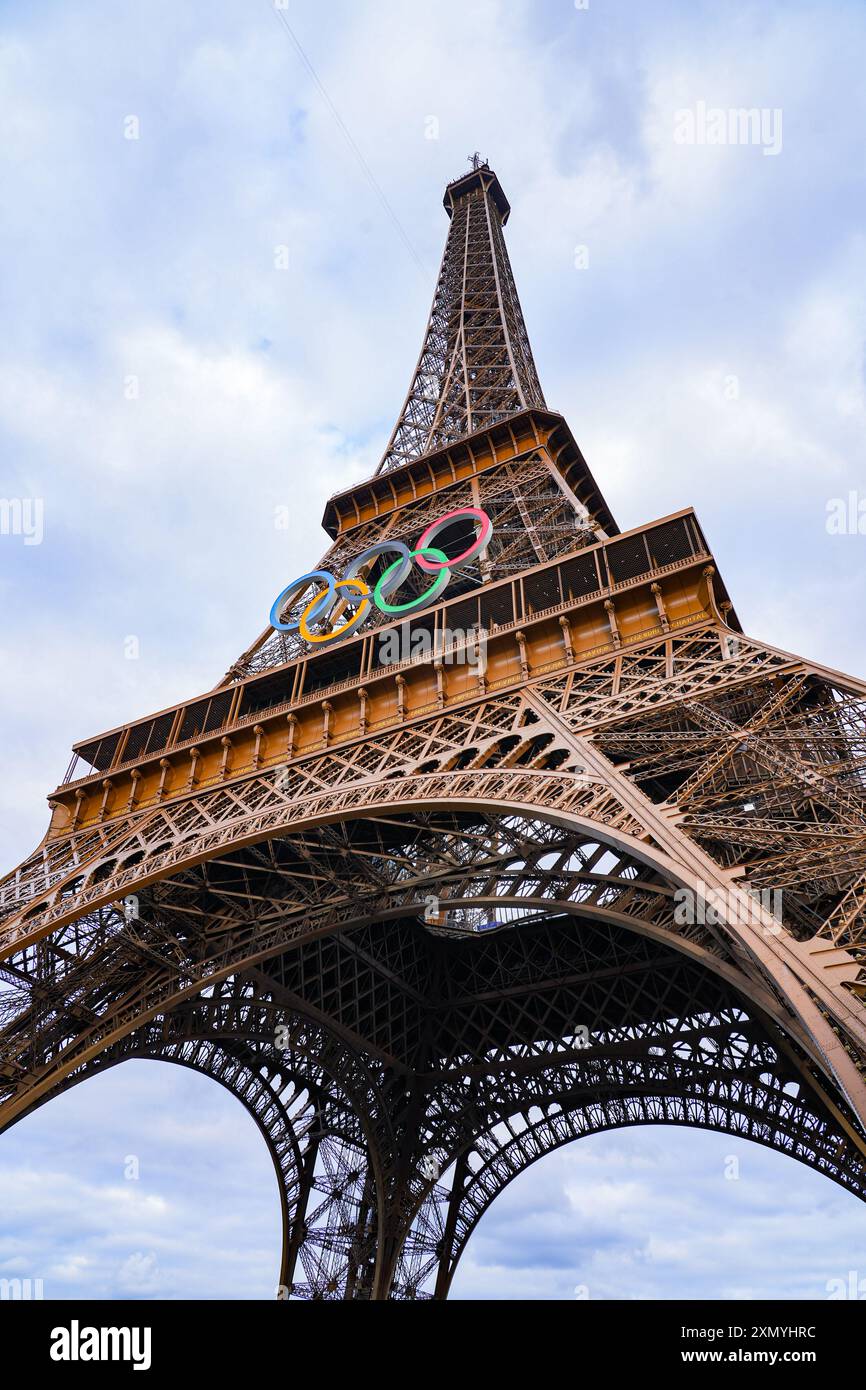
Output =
[
  {"x1": 322, "y1": 408, "x2": 618, "y2": 540},
  {"x1": 443, "y1": 162, "x2": 511, "y2": 222}
]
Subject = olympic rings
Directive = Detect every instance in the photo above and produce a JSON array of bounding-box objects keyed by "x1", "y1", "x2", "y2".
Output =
[
  {"x1": 414, "y1": 506, "x2": 493, "y2": 574},
  {"x1": 299, "y1": 578, "x2": 372, "y2": 643},
  {"x1": 270, "y1": 505, "x2": 494, "y2": 646},
  {"x1": 342, "y1": 540, "x2": 413, "y2": 601},
  {"x1": 372, "y1": 547, "x2": 449, "y2": 614},
  {"x1": 269, "y1": 570, "x2": 336, "y2": 634}
]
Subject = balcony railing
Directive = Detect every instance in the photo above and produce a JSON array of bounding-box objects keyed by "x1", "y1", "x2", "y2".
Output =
[{"x1": 60, "y1": 511, "x2": 711, "y2": 790}]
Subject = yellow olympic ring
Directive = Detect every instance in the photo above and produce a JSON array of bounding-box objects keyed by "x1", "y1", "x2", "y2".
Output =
[{"x1": 299, "y1": 577, "x2": 371, "y2": 643}]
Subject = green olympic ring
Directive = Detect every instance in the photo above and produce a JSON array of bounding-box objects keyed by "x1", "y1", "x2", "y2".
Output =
[
  {"x1": 270, "y1": 505, "x2": 494, "y2": 645},
  {"x1": 372, "y1": 547, "x2": 450, "y2": 614}
]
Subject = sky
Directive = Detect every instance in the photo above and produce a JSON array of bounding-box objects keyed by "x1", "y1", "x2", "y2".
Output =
[{"x1": 1, "y1": 0, "x2": 865, "y2": 1300}]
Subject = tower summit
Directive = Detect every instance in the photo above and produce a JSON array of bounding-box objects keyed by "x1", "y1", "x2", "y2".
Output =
[
  {"x1": 2, "y1": 163, "x2": 866, "y2": 1300},
  {"x1": 378, "y1": 159, "x2": 545, "y2": 471}
]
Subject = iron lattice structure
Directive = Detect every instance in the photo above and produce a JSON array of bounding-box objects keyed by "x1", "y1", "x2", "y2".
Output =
[
  {"x1": 377, "y1": 163, "x2": 546, "y2": 472},
  {"x1": 3, "y1": 161, "x2": 866, "y2": 1300}
]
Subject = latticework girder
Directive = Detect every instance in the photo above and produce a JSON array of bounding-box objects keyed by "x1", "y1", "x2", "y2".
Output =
[
  {"x1": 377, "y1": 163, "x2": 546, "y2": 473},
  {"x1": 3, "y1": 162, "x2": 866, "y2": 1299}
]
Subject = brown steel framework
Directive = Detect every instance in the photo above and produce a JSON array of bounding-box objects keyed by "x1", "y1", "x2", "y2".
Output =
[{"x1": 3, "y1": 160, "x2": 866, "y2": 1299}]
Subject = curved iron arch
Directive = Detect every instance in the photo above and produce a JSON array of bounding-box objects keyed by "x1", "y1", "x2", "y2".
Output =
[
  {"x1": 6, "y1": 1010, "x2": 393, "y2": 1300},
  {"x1": 431, "y1": 1091, "x2": 866, "y2": 1300},
  {"x1": 3, "y1": 797, "x2": 866, "y2": 1299}
]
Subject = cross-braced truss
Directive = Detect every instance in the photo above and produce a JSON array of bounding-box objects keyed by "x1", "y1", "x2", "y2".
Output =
[
  {"x1": 3, "y1": 162, "x2": 866, "y2": 1299},
  {"x1": 377, "y1": 163, "x2": 545, "y2": 473},
  {"x1": 10, "y1": 888, "x2": 866, "y2": 1300},
  {"x1": 234, "y1": 450, "x2": 599, "y2": 681}
]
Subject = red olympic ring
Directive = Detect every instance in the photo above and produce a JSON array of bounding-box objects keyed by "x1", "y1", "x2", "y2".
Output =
[{"x1": 414, "y1": 506, "x2": 494, "y2": 573}]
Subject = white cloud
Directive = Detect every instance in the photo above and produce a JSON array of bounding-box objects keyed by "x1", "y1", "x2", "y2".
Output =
[
  {"x1": 49, "y1": 1254, "x2": 91, "y2": 1282},
  {"x1": 1, "y1": 0, "x2": 865, "y2": 1301},
  {"x1": 117, "y1": 1251, "x2": 162, "y2": 1295}
]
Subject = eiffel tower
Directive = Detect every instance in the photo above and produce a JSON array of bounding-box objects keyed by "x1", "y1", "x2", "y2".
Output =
[{"x1": 3, "y1": 159, "x2": 866, "y2": 1301}]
